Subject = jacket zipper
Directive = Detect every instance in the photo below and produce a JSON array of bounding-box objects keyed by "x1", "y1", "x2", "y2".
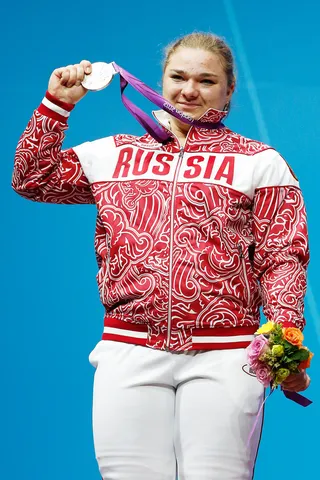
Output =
[
  {"x1": 145, "y1": 115, "x2": 191, "y2": 350},
  {"x1": 238, "y1": 244, "x2": 251, "y2": 306},
  {"x1": 166, "y1": 146, "x2": 185, "y2": 350},
  {"x1": 101, "y1": 235, "x2": 111, "y2": 304}
]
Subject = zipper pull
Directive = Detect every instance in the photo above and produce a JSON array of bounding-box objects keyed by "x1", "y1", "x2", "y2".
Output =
[
  {"x1": 106, "y1": 235, "x2": 111, "y2": 262},
  {"x1": 238, "y1": 244, "x2": 244, "y2": 259}
]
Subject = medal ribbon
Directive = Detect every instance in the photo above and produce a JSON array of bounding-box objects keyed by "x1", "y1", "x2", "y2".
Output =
[{"x1": 111, "y1": 62, "x2": 222, "y2": 142}]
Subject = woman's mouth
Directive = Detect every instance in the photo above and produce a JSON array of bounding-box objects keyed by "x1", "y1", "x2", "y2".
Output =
[{"x1": 177, "y1": 102, "x2": 201, "y2": 110}]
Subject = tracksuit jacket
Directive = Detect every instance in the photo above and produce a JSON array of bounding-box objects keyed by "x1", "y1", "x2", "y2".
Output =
[{"x1": 12, "y1": 91, "x2": 309, "y2": 352}]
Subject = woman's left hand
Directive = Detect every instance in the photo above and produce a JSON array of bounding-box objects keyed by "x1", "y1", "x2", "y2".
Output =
[{"x1": 281, "y1": 369, "x2": 311, "y2": 392}]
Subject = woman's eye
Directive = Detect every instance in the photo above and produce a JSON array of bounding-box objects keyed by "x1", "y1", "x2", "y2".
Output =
[{"x1": 201, "y1": 79, "x2": 215, "y2": 85}]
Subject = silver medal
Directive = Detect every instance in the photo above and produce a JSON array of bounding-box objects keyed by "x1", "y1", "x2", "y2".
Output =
[{"x1": 81, "y1": 62, "x2": 117, "y2": 91}]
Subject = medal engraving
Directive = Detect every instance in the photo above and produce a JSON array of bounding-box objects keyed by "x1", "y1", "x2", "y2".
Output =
[{"x1": 81, "y1": 62, "x2": 116, "y2": 91}]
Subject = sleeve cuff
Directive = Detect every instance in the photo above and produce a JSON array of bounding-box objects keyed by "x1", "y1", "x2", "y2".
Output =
[{"x1": 38, "y1": 91, "x2": 75, "y2": 123}]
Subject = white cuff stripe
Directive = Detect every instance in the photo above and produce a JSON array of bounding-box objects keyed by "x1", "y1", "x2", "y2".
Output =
[
  {"x1": 103, "y1": 327, "x2": 253, "y2": 344},
  {"x1": 192, "y1": 334, "x2": 254, "y2": 343},
  {"x1": 42, "y1": 97, "x2": 71, "y2": 117},
  {"x1": 104, "y1": 327, "x2": 148, "y2": 339}
]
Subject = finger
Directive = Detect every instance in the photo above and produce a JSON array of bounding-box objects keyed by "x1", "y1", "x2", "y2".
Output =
[
  {"x1": 283, "y1": 384, "x2": 308, "y2": 392},
  {"x1": 282, "y1": 383, "x2": 302, "y2": 392},
  {"x1": 80, "y1": 59, "x2": 92, "y2": 75},
  {"x1": 282, "y1": 372, "x2": 305, "y2": 387},
  {"x1": 303, "y1": 375, "x2": 311, "y2": 390},
  {"x1": 282, "y1": 379, "x2": 302, "y2": 390},
  {"x1": 60, "y1": 68, "x2": 71, "y2": 86},
  {"x1": 66, "y1": 65, "x2": 78, "y2": 87},
  {"x1": 282, "y1": 377, "x2": 298, "y2": 386},
  {"x1": 75, "y1": 64, "x2": 85, "y2": 86},
  {"x1": 282, "y1": 376, "x2": 310, "y2": 392},
  {"x1": 53, "y1": 67, "x2": 65, "y2": 80}
]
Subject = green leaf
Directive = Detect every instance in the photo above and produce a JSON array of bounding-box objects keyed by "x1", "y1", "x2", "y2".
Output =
[
  {"x1": 289, "y1": 349, "x2": 309, "y2": 362},
  {"x1": 283, "y1": 340, "x2": 298, "y2": 352}
]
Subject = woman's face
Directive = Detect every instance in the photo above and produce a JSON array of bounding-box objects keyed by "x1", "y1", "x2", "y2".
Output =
[{"x1": 162, "y1": 47, "x2": 234, "y2": 119}]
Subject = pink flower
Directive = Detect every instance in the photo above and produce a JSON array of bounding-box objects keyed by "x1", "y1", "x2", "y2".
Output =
[
  {"x1": 255, "y1": 363, "x2": 272, "y2": 387},
  {"x1": 248, "y1": 358, "x2": 260, "y2": 371},
  {"x1": 246, "y1": 335, "x2": 269, "y2": 366}
]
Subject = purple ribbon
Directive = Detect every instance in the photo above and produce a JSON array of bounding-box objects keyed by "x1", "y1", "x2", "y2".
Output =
[
  {"x1": 247, "y1": 387, "x2": 312, "y2": 447},
  {"x1": 282, "y1": 389, "x2": 312, "y2": 406},
  {"x1": 112, "y1": 62, "x2": 222, "y2": 143},
  {"x1": 247, "y1": 389, "x2": 273, "y2": 447}
]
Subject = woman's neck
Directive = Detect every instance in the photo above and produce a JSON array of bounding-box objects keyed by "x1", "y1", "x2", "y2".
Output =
[{"x1": 169, "y1": 119, "x2": 189, "y2": 147}]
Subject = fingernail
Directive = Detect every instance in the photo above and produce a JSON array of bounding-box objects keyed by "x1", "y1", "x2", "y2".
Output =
[{"x1": 85, "y1": 67, "x2": 91, "y2": 74}]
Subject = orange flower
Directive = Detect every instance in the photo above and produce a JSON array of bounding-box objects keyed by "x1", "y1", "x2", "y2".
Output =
[
  {"x1": 299, "y1": 351, "x2": 314, "y2": 370},
  {"x1": 282, "y1": 327, "x2": 304, "y2": 347}
]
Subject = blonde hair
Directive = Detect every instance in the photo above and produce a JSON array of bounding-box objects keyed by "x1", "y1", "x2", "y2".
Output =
[{"x1": 163, "y1": 32, "x2": 236, "y2": 89}]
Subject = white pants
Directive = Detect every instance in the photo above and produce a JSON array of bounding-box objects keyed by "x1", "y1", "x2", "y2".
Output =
[{"x1": 89, "y1": 341, "x2": 264, "y2": 480}]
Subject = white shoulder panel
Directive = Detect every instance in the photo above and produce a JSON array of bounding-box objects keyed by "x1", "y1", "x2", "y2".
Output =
[
  {"x1": 73, "y1": 136, "x2": 117, "y2": 184},
  {"x1": 253, "y1": 149, "x2": 300, "y2": 191}
]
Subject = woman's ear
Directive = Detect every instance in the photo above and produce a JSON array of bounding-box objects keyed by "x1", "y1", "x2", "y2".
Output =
[{"x1": 226, "y1": 81, "x2": 235, "y2": 101}]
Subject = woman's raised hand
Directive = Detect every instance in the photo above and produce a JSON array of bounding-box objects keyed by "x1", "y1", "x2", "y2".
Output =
[{"x1": 48, "y1": 60, "x2": 92, "y2": 104}]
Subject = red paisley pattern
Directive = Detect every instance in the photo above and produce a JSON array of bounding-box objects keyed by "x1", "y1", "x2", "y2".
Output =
[
  {"x1": 93, "y1": 180, "x2": 172, "y2": 326},
  {"x1": 186, "y1": 127, "x2": 271, "y2": 154},
  {"x1": 12, "y1": 106, "x2": 310, "y2": 350},
  {"x1": 253, "y1": 187, "x2": 309, "y2": 329},
  {"x1": 172, "y1": 183, "x2": 261, "y2": 329},
  {"x1": 12, "y1": 111, "x2": 94, "y2": 204},
  {"x1": 200, "y1": 108, "x2": 228, "y2": 124}
]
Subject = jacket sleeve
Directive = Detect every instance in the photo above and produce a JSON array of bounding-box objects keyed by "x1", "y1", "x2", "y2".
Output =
[
  {"x1": 12, "y1": 91, "x2": 94, "y2": 204},
  {"x1": 252, "y1": 150, "x2": 309, "y2": 330}
]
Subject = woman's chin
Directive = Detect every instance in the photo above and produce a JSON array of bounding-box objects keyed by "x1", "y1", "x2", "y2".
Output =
[{"x1": 176, "y1": 107, "x2": 202, "y2": 120}]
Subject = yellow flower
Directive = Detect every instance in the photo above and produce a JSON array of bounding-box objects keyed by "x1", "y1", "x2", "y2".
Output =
[
  {"x1": 256, "y1": 321, "x2": 275, "y2": 335},
  {"x1": 272, "y1": 345, "x2": 284, "y2": 357},
  {"x1": 275, "y1": 368, "x2": 290, "y2": 384}
]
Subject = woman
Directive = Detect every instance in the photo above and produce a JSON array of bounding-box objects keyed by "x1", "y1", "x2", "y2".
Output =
[{"x1": 12, "y1": 33, "x2": 310, "y2": 479}]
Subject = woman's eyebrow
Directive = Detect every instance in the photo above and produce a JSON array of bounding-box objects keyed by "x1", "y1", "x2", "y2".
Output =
[
  {"x1": 198, "y1": 72, "x2": 219, "y2": 78},
  {"x1": 169, "y1": 69, "x2": 218, "y2": 78}
]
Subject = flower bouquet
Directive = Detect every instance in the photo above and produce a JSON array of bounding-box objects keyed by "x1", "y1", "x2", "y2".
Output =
[{"x1": 246, "y1": 321, "x2": 313, "y2": 405}]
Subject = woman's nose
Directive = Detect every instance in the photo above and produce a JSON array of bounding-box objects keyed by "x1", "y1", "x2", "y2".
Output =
[{"x1": 181, "y1": 80, "x2": 199, "y2": 98}]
